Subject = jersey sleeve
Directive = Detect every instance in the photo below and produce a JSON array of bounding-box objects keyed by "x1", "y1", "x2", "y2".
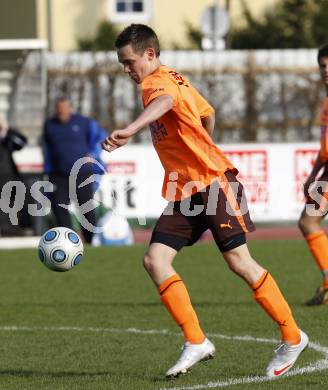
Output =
[
  {"x1": 142, "y1": 75, "x2": 178, "y2": 107},
  {"x1": 189, "y1": 85, "x2": 214, "y2": 118}
]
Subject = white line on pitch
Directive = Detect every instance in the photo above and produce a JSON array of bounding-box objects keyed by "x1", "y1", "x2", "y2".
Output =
[
  {"x1": 0, "y1": 326, "x2": 326, "y2": 389},
  {"x1": 159, "y1": 336, "x2": 328, "y2": 390}
]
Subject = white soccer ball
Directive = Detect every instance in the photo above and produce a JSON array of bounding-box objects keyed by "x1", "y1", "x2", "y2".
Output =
[{"x1": 38, "y1": 227, "x2": 84, "y2": 272}]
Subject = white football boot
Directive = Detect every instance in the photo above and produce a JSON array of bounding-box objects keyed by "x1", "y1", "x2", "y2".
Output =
[
  {"x1": 165, "y1": 338, "x2": 215, "y2": 378},
  {"x1": 266, "y1": 330, "x2": 309, "y2": 378}
]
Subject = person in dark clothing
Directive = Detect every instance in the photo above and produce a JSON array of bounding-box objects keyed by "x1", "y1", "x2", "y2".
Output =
[
  {"x1": 43, "y1": 97, "x2": 107, "y2": 243},
  {"x1": 0, "y1": 119, "x2": 27, "y2": 235}
]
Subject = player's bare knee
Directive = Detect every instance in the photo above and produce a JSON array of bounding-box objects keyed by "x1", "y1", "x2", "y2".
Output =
[
  {"x1": 225, "y1": 253, "x2": 264, "y2": 283},
  {"x1": 298, "y1": 216, "x2": 308, "y2": 234},
  {"x1": 228, "y1": 262, "x2": 251, "y2": 282},
  {"x1": 223, "y1": 245, "x2": 254, "y2": 274},
  {"x1": 143, "y1": 252, "x2": 154, "y2": 273},
  {"x1": 298, "y1": 216, "x2": 321, "y2": 236},
  {"x1": 143, "y1": 252, "x2": 164, "y2": 273},
  {"x1": 226, "y1": 256, "x2": 247, "y2": 275}
]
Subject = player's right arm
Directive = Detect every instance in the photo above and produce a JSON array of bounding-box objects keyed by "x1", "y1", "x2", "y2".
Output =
[{"x1": 102, "y1": 94, "x2": 173, "y2": 153}]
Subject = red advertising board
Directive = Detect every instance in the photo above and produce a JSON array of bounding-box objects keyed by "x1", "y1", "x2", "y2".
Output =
[{"x1": 225, "y1": 150, "x2": 268, "y2": 203}]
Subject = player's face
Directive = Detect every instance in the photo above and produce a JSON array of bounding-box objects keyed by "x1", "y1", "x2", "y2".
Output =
[
  {"x1": 55, "y1": 101, "x2": 72, "y2": 122},
  {"x1": 117, "y1": 44, "x2": 154, "y2": 84},
  {"x1": 319, "y1": 56, "x2": 328, "y2": 87}
]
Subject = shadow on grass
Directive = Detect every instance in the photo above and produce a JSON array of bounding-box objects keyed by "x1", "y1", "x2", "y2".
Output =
[
  {"x1": 194, "y1": 301, "x2": 253, "y2": 308},
  {"x1": 0, "y1": 369, "x2": 170, "y2": 388},
  {"x1": 0, "y1": 301, "x2": 255, "y2": 309},
  {"x1": 0, "y1": 370, "x2": 112, "y2": 378},
  {"x1": 0, "y1": 302, "x2": 162, "y2": 308}
]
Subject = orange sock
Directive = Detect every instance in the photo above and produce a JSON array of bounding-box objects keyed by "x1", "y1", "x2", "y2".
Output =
[
  {"x1": 158, "y1": 274, "x2": 205, "y2": 344},
  {"x1": 306, "y1": 230, "x2": 328, "y2": 288},
  {"x1": 252, "y1": 271, "x2": 300, "y2": 345}
]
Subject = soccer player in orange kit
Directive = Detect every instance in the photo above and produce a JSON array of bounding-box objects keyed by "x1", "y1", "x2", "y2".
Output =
[
  {"x1": 102, "y1": 24, "x2": 308, "y2": 378},
  {"x1": 298, "y1": 44, "x2": 328, "y2": 305}
]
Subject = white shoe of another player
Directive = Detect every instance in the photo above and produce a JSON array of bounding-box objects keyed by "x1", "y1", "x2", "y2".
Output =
[
  {"x1": 266, "y1": 330, "x2": 309, "y2": 378},
  {"x1": 165, "y1": 338, "x2": 215, "y2": 378}
]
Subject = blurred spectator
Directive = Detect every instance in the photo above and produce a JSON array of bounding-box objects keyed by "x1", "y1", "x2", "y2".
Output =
[
  {"x1": 0, "y1": 119, "x2": 27, "y2": 235},
  {"x1": 43, "y1": 97, "x2": 107, "y2": 243}
]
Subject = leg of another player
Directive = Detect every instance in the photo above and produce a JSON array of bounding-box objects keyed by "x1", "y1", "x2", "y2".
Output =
[
  {"x1": 298, "y1": 207, "x2": 328, "y2": 304},
  {"x1": 222, "y1": 243, "x2": 308, "y2": 377},
  {"x1": 298, "y1": 207, "x2": 324, "y2": 236},
  {"x1": 143, "y1": 243, "x2": 215, "y2": 377}
]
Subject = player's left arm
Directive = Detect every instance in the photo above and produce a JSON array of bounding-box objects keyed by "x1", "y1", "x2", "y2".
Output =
[
  {"x1": 201, "y1": 111, "x2": 215, "y2": 136},
  {"x1": 102, "y1": 94, "x2": 173, "y2": 153},
  {"x1": 189, "y1": 85, "x2": 215, "y2": 136}
]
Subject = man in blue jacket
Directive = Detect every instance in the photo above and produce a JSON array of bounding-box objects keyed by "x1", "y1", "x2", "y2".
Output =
[{"x1": 43, "y1": 97, "x2": 107, "y2": 243}]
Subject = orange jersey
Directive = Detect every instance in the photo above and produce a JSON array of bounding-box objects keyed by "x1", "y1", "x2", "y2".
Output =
[
  {"x1": 141, "y1": 65, "x2": 237, "y2": 201},
  {"x1": 320, "y1": 97, "x2": 328, "y2": 162}
]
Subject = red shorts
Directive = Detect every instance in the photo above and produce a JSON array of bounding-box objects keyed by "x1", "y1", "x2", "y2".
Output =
[{"x1": 150, "y1": 171, "x2": 255, "y2": 252}]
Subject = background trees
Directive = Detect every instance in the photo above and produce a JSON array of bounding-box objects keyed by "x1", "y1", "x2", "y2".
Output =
[{"x1": 230, "y1": 0, "x2": 328, "y2": 49}]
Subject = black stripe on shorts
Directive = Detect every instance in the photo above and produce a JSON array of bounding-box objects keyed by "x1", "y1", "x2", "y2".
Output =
[{"x1": 150, "y1": 231, "x2": 189, "y2": 252}]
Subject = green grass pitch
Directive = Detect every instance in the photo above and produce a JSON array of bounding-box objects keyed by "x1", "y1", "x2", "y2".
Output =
[{"x1": 0, "y1": 239, "x2": 326, "y2": 389}]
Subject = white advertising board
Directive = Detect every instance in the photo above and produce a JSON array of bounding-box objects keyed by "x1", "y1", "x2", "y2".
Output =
[{"x1": 14, "y1": 143, "x2": 319, "y2": 221}]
